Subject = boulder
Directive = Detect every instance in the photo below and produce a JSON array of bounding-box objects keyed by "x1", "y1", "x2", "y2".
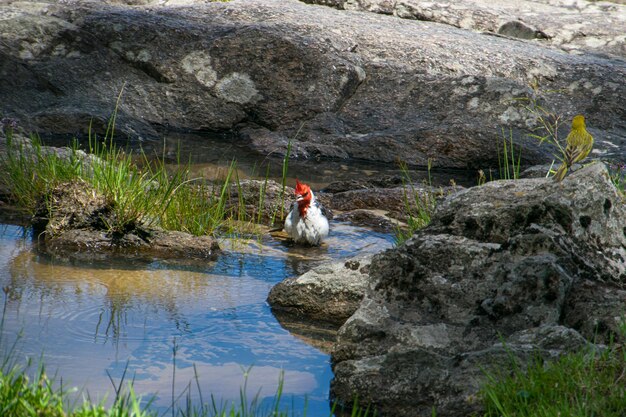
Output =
[
  {"x1": 225, "y1": 179, "x2": 293, "y2": 226},
  {"x1": 268, "y1": 255, "x2": 373, "y2": 324},
  {"x1": 1, "y1": 0, "x2": 625, "y2": 170},
  {"x1": 331, "y1": 162, "x2": 626, "y2": 416}
]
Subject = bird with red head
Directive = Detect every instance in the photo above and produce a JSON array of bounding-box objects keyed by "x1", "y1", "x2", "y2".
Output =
[{"x1": 284, "y1": 179, "x2": 329, "y2": 245}]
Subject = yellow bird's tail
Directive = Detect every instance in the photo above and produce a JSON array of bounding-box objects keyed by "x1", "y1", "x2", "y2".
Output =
[{"x1": 553, "y1": 162, "x2": 568, "y2": 182}]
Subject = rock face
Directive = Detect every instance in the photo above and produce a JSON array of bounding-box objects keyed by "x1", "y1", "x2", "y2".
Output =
[
  {"x1": 331, "y1": 162, "x2": 626, "y2": 417},
  {"x1": 226, "y1": 179, "x2": 294, "y2": 226},
  {"x1": 1, "y1": 0, "x2": 625, "y2": 169},
  {"x1": 268, "y1": 255, "x2": 373, "y2": 324},
  {"x1": 303, "y1": 0, "x2": 626, "y2": 58}
]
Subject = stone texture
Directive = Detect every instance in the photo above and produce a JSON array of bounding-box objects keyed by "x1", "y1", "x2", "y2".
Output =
[
  {"x1": 305, "y1": 0, "x2": 626, "y2": 58},
  {"x1": 331, "y1": 162, "x2": 626, "y2": 417},
  {"x1": 225, "y1": 179, "x2": 294, "y2": 226},
  {"x1": 1, "y1": 0, "x2": 625, "y2": 170},
  {"x1": 268, "y1": 255, "x2": 373, "y2": 324}
]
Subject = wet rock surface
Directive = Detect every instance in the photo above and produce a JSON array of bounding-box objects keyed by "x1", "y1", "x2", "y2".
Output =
[
  {"x1": 35, "y1": 181, "x2": 220, "y2": 262},
  {"x1": 226, "y1": 179, "x2": 294, "y2": 226},
  {"x1": 331, "y1": 162, "x2": 626, "y2": 417},
  {"x1": 1, "y1": 0, "x2": 625, "y2": 169}
]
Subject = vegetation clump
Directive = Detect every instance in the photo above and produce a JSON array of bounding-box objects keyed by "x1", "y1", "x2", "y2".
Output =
[
  {"x1": 481, "y1": 342, "x2": 626, "y2": 417},
  {"x1": 0, "y1": 127, "x2": 251, "y2": 239}
]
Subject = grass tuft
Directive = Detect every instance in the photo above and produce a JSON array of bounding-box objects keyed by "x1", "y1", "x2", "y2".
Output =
[
  {"x1": 0, "y1": 128, "x2": 245, "y2": 237},
  {"x1": 497, "y1": 128, "x2": 522, "y2": 180},
  {"x1": 608, "y1": 162, "x2": 626, "y2": 196},
  {"x1": 393, "y1": 160, "x2": 438, "y2": 246},
  {"x1": 481, "y1": 343, "x2": 626, "y2": 417}
]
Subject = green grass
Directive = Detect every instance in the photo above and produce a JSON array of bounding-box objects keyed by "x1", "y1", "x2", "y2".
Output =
[
  {"x1": 0, "y1": 361, "x2": 374, "y2": 417},
  {"x1": 0, "y1": 127, "x2": 249, "y2": 237},
  {"x1": 608, "y1": 162, "x2": 626, "y2": 196},
  {"x1": 0, "y1": 362, "x2": 154, "y2": 417},
  {"x1": 481, "y1": 344, "x2": 626, "y2": 417},
  {"x1": 514, "y1": 88, "x2": 569, "y2": 179},
  {"x1": 497, "y1": 128, "x2": 522, "y2": 180},
  {"x1": 0, "y1": 85, "x2": 263, "y2": 238},
  {"x1": 393, "y1": 160, "x2": 438, "y2": 246}
]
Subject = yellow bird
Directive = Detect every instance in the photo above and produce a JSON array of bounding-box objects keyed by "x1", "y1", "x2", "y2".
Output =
[{"x1": 553, "y1": 114, "x2": 594, "y2": 182}]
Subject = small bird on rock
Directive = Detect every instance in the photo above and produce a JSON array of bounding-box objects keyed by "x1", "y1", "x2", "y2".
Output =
[
  {"x1": 284, "y1": 179, "x2": 329, "y2": 246},
  {"x1": 553, "y1": 114, "x2": 594, "y2": 182}
]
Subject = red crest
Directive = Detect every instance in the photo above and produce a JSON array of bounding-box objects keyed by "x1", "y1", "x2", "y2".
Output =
[
  {"x1": 295, "y1": 179, "x2": 310, "y2": 196},
  {"x1": 294, "y1": 179, "x2": 312, "y2": 217}
]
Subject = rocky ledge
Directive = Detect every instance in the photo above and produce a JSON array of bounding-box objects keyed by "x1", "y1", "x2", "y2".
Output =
[
  {"x1": 330, "y1": 162, "x2": 626, "y2": 416},
  {"x1": 303, "y1": 0, "x2": 626, "y2": 59},
  {"x1": 1, "y1": 0, "x2": 625, "y2": 169}
]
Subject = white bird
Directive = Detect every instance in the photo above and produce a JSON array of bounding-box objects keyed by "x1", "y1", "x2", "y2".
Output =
[{"x1": 284, "y1": 179, "x2": 329, "y2": 246}]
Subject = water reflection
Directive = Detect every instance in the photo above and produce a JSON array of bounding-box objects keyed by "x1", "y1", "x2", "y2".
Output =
[{"x1": 0, "y1": 222, "x2": 393, "y2": 415}]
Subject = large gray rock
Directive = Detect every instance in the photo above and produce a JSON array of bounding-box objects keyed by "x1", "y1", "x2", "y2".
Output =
[
  {"x1": 1, "y1": 0, "x2": 625, "y2": 169},
  {"x1": 304, "y1": 0, "x2": 626, "y2": 58},
  {"x1": 331, "y1": 162, "x2": 626, "y2": 417}
]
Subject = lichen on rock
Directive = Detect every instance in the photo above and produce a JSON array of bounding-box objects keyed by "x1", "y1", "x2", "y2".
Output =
[
  {"x1": 181, "y1": 50, "x2": 218, "y2": 87},
  {"x1": 215, "y1": 72, "x2": 259, "y2": 104}
]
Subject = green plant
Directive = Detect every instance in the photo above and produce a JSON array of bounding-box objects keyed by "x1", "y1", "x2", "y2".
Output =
[
  {"x1": 481, "y1": 344, "x2": 626, "y2": 417},
  {"x1": 497, "y1": 128, "x2": 522, "y2": 180},
  {"x1": 393, "y1": 160, "x2": 438, "y2": 246},
  {"x1": 257, "y1": 165, "x2": 271, "y2": 225},
  {"x1": 515, "y1": 89, "x2": 568, "y2": 179},
  {"x1": 0, "y1": 132, "x2": 84, "y2": 213},
  {"x1": 608, "y1": 162, "x2": 626, "y2": 196},
  {"x1": 0, "y1": 115, "x2": 249, "y2": 238}
]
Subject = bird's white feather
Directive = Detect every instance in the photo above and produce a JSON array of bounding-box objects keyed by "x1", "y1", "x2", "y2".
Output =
[{"x1": 284, "y1": 190, "x2": 329, "y2": 245}]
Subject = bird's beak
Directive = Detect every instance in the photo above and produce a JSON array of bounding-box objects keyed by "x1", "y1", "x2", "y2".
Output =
[{"x1": 296, "y1": 194, "x2": 304, "y2": 202}]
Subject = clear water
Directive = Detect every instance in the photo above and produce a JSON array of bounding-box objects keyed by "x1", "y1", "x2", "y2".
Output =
[
  {"x1": 42, "y1": 132, "x2": 473, "y2": 189},
  {"x1": 0, "y1": 221, "x2": 393, "y2": 415}
]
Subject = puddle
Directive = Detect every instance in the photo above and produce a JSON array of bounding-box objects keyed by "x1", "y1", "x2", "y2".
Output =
[
  {"x1": 2, "y1": 131, "x2": 469, "y2": 414},
  {"x1": 41, "y1": 131, "x2": 475, "y2": 189},
  {"x1": 0, "y1": 221, "x2": 394, "y2": 415}
]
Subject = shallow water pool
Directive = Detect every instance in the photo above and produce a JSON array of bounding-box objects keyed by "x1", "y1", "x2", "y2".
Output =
[{"x1": 0, "y1": 221, "x2": 393, "y2": 415}]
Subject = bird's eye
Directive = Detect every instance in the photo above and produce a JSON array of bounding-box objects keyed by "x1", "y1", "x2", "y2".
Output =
[{"x1": 302, "y1": 192, "x2": 309, "y2": 197}]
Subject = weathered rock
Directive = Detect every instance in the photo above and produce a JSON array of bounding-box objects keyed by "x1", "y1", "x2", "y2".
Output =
[
  {"x1": 331, "y1": 162, "x2": 626, "y2": 416},
  {"x1": 225, "y1": 179, "x2": 293, "y2": 226},
  {"x1": 333, "y1": 209, "x2": 396, "y2": 233},
  {"x1": 36, "y1": 181, "x2": 220, "y2": 261},
  {"x1": 305, "y1": 0, "x2": 626, "y2": 58},
  {"x1": 321, "y1": 176, "x2": 405, "y2": 193},
  {"x1": 1, "y1": 0, "x2": 625, "y2": 170},
  {"x1": 320, "y1": 182, "x2": 460, "y2": 223},
  {"x1": 268, "y1": 255, "x2": 373, "y2": 324}
]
